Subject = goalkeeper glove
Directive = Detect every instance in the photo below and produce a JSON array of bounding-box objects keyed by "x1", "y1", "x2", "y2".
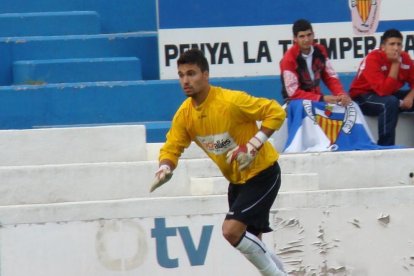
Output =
[
  {"x1": 226, "y1": 131, "x2": 268, "y2": 171},
  {"x1": 150, "y1": 164, "x2": 173, "y2": 192}
]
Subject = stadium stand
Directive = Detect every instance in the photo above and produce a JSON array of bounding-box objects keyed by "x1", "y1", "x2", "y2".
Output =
[
  {"x1": 0, "y1": 1, "x2": 414, "y2": 275},
  {"x1": 1, "y1": 0, "x2": 412, "y2": 145}
]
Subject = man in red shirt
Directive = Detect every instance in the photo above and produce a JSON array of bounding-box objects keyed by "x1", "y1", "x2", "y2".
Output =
[
  {"x1": 350, "y1": 29, "x2": 414, "y2": 146},
  {"x1": 280, "y1": 19, "x2": 351, "y2": 106}
]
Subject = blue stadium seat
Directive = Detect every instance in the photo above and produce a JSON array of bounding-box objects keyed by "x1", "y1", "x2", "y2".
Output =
[
  {"x1": 0, "y1": 11, "x2": 101, "y2": 37},
  {"x1": 13, "y1": 57, "x2": 142, "y2": 84},
  {"x1": 0, "y1": 32, "x2": 159, "y2": 85}
]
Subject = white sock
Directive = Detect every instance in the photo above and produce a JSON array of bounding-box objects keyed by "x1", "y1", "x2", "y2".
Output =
[
  {"x1": 263, "y1": 244, "x2": 286, "y2": 273},
  {"x1": 235, "y1": 232, "x2": 286, "y2": 276}
]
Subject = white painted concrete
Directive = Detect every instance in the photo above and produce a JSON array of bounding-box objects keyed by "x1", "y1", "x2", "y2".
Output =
[
  {"x1": 1, "y1": 149, "x2": 412, "y2": 205},
  {"x1": 0, "y1": 124, "x2": 413, "y2": 275},
  {"x1": 0, "y1": 125, "x2": 147, "y2": 166},
  {"x1": 0, "y1": 186, "x2": 414, "y2": 275}
]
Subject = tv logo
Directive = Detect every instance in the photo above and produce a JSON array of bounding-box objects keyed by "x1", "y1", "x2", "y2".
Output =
[
  {"x1": 96, "y1": 218, "x2": 214, "y2": 270},
  {"x1": 151, "y1": 218, "x2": 214, "y2": 268}
]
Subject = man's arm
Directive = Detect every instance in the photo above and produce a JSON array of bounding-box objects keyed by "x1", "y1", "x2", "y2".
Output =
[
  {"x1": 150, "y1": 110, "x2": 191, "y2": 192},
  {"x1": 360, "y1": 52, "x2": 401, "y2": 96},
  {"x1": 259, "y1": 125, "x2": 274, "y2": 138},
  {"x1": 280, "y1": 55, "x2": 323, "y2": 101},
  {"x1": 401, "y1": 89, "x2": 414, "y2": 109},
  {"x1": 281, "y1": 69, "x2": 322, "y2": 101},
  {"x1": 226, "y1": 93, "x2": 286, "y2": 170},
  {"x1": 320, "y1": 58, "x2": 352, "y2": 105},
  {"x1": 226, "y1": 126, "x2": 274, "y2": 171},
  {"x1": 402, "y1": 58, "x2": 414, "y2": 109},
  {"x1": 321, "y1": 62, "x2": 345, "y2": 96},
  {"x1": 150, "y1": 159, "x2": 176, "y2": 192}
]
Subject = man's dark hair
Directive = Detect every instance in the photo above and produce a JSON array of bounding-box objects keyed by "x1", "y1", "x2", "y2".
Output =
[
  {"x1": 380, "y1": 28, "x2": 403, "y2": 44},
  {"x1": 292, "y1": 19, "x2": 313, "y2": 36},
  {"x1": 177, "y1": 48, "x2": 209, "y2": 72}
]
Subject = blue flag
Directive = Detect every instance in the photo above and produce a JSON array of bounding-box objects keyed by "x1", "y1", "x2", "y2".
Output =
[{"x1": 283, "y1": 100, "x2": 400, "y2": 153}]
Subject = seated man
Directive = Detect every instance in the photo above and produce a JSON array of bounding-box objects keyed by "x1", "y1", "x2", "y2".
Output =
[
  {"x1": 350, "y1": 28, "x2": 414, "y2": 146},
  {"x1": 278, "y1": 19, "x2": 382, "y2": 153},
  {"x1": 280, "y1": 19, "x2": 351, "y2": 106}
]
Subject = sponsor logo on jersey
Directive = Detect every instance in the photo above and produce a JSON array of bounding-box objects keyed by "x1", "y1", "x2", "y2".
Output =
[{"x1": 196, "y1": 132, "x2": 235, "y2": 155}]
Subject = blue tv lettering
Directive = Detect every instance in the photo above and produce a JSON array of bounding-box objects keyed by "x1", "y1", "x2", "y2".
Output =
[
  {"x1": 178, "y1": 225, "x2": 213, "y2": 266},
  {"x1": 151, "y1": 217, "x2": 178, "y2": 268},
  {"x1": 151, "y1": 218, "x2": 214, "y2": 268}
]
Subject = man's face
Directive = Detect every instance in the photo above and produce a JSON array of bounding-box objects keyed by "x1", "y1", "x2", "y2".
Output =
[
  {"x1": 381, "y1": 37, "x2": 403, "y2": 61},
  {"x1": 294, "y1": 29, "x2": 314, "y2": 54},
  {"x1": 177, "y1": 63, "x2": 209, "y2": 98}
]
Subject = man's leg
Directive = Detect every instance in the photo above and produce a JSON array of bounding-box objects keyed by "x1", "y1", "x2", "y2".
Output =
[
  {"x1": 355, "y1": 93, "x2": 400, "y2": 145},
  {"x1": 224, "y1": 163, "x2": 285, "y2": 275},
  {"x1": 256, "y1": 233, "x2": 285, "y2": 272},
  {"x1": 222, "y1": 219, "x2": 286, "y2": 276}
]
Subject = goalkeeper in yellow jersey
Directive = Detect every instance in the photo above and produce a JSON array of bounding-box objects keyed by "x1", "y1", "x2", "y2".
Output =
[{"x1": 150, "y1": 49, "x2": 287, "y2": 276}]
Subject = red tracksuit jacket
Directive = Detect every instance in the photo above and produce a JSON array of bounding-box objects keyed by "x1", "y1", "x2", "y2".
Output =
[
  {"x1": 350, "y1": 49, "x2": 414, "y2": 98},
  {"x1": 280, "y1": 43, "x2": 346, "y2": 102}
]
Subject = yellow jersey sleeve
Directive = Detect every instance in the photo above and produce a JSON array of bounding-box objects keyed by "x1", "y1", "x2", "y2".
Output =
[
  {"x1": 159, "y1": 103, "x2": 192, "y2": 167},
  {"x1": 159, "y1": 86, "x2": 286, "y2": 184}
]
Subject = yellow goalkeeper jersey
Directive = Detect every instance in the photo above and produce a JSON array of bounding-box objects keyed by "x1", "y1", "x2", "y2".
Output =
[{"x1": 159, "y1": 85, "x2": 286, "y2": 184}]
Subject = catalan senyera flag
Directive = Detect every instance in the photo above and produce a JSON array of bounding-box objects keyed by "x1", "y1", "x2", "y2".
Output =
[
  {"x1": 283, "y1": 99, "x2": 400, "y2": 153},
  {"x1": 315, "y1": 115, "x2": 343, "y2": 145},
  {"x1": 356, "y1": 0, "x2": 371, "y2": 23}
]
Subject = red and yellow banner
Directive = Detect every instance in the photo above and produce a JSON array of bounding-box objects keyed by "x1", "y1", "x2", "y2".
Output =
[{"x1": 316, "y1": 115, "x2": 343, "y2": 145}]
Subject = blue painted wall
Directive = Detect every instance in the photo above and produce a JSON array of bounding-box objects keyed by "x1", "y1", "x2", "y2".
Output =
[
  {"x1": 0, "y1": 74, "x2": 355, "y2": 128},
  {"x1": 0, "y1": 0, "x2": 157, "y2": 33},
  {"x1": 159, "y1": 0, "x2": 350, "y2": 29}
]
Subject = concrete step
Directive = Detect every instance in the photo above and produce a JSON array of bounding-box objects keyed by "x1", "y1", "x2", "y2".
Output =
[
  {"x1": 0, "y1": 11, "x2": 100, "y2": 37},
  {"x1": 13, "y1": 57, "x2": 142, "y2": 84},
  {"x1": 0, "y1": 32, "x2": 159, "y2": 85},
  {"x1": 0, "y1": 125, "x2": 147, "y2": 166},
  {"x1": 189, "y1": 173, "x2": 319, "y2": 196},
  {"x1": 1, "y1": 149, "x2": 412, "y2": 206},
  {"x1": 279, "y1": 148, "x2": 414, "y2": 190},
  {"x1": 1, "y1": 185, "x2": 414, "y2": 225},
  {"x1": 0, "y1": 158, "x2": 222, "y2": 206}
]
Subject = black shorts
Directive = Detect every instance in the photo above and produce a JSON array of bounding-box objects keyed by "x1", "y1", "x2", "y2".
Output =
[{"x1": 225, "y1": 162, "x2": 281, "y2": 236}]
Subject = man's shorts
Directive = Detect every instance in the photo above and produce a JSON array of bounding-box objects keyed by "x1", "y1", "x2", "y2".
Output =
[{"x1": 225, "y1": 162, "x2": 281, "y2": 236}]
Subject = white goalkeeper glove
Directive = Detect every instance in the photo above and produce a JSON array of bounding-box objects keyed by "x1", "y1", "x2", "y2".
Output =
[
  {"x1": 150, "y1": 164, "x2": 173, "y2": 192},
  {"x1": 226, "y1": 131, "x2": 268, "y2": 171}
]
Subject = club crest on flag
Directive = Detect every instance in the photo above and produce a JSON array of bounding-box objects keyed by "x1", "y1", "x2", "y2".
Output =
[
  {"x1": 324, "y1": 104, "x2": 334, "y2": 117},
  {"x1": 302, "y1": 100, "x2": 356, "y2": 146},
  {"x1": 283, "y1": 100, "x2": 397, "y2": 152},
  {"x1": 349, "y1": 0, "x2": 381, "y2": 35}
]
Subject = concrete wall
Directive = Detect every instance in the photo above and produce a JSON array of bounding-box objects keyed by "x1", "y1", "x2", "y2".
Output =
[
  {"x1": 2, "y1": 188, "x2": 414, "y2": 276},
  {"x1": 0, "y1": 125, "x2": 413, "y2": 275}
]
